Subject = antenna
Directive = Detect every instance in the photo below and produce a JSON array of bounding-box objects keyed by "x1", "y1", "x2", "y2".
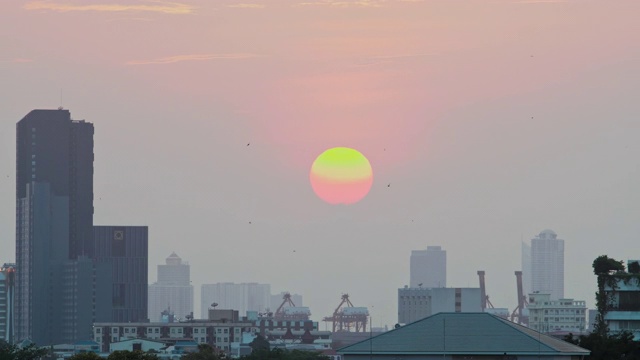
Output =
[{"x1": 59, "y1": 89, "x2": 63, "y2": 109}]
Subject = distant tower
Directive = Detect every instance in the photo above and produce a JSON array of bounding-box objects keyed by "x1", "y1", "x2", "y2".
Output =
[
  {"x1": 148, "y1": 253, "x2": 194, "y2": 321},
  {"x1": 530, "y1": 230, "x2": 564, "y2": 299},
  {"x1": 410, "y1": 246, "x2": 446, "y2": 288}
]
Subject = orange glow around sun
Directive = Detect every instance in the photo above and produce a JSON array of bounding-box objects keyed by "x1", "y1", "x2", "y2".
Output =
[{"x1": 309, "y1": 147, "x2": 373, "y2": 205}]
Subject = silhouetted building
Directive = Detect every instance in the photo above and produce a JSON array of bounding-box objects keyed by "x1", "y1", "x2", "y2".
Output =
[
  {"x1": 410, "y1": 246, "x2": 446, "y2": 288},
  {"x1": 148, "y1": 253, "x2": 193, "y2": 321},
  {"x1": 94, "y1": 226, "x2": 149, "y2": 323},
  {"x1": 0, "y1": 263, "x2": 16, "y2": 342},
  {"x1": 15, "y1": 109, "x2": 103, "y2": 345}
]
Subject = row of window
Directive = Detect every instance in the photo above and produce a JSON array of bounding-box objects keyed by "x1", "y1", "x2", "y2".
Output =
[{"x1": 96, "y1": 327, "x2": 241, "y2": 335}]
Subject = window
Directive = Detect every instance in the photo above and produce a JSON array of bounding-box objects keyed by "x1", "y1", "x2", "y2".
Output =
[
  {"x1": 194, "y1": 328, "x2": 199, "y2": 333},
  {"x1": 125, "y1": 328, "x2": 129, "y2": 333},
  {"x1": 96, "y1": 328, "x2": 101, "y2": 334},
  {"x1": 112, "y1": 328, "x2": 118, "y2": 334},
  {"x1": 223, "y1": 329, "x2": 228, "y2": 334},
  {"x1": 223, "y1": 337, "x2": 228, "y2": 342},
  {"x1": 155, "y1": 328, "x2": 159, "y2": 333}
]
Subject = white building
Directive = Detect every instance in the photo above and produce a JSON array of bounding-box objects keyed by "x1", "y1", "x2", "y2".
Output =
[
  {"x1": 523, "y1": 230, "x2": 564, "y2": 300},
  {"x1": 528, "y1": 292, "x2": 587, "y2": 334},
  {"x1": 410, "y1": 246, "x2": 446, "y2": 288},
  {"x1": 148, "y1": 253, "x2": 194, "y2": 321},
  {"x1": 397, "y1": 286, "x2": 481, "y2": 324},
  {"x1": 201, "y1": 283, "x2": 270, "y2": 318}
]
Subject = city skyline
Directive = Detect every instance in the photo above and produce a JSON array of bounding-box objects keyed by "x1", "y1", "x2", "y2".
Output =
[{"x1": 2, "y1": 1, "x2": 640, "y2": 328}]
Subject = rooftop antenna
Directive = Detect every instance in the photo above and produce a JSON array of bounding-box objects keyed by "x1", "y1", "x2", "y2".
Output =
[{"x1": 58, "y1": 89, "x2": 63, "y2": 110}]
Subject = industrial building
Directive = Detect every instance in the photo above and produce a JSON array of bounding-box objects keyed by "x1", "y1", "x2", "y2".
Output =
[
  {"x1": 339, "y1": 312, "x2": 590, "y2": 359},
  {"x1": 397, "y1": 286, "x2": 481, "y2": 324},
  {"x1": 410, "y1": 246, "x2": 446, "y2": 288},
  {"x1": 149, "y1": 252, "x2": 194, "y2": 322},
  {"x1": 527, "y1": 292, "x2": 587, "y2": 335}
]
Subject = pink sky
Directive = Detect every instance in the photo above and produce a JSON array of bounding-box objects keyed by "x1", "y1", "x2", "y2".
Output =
[{"x1": 1, "y1": 0, "x2": 640, "y2": 326}]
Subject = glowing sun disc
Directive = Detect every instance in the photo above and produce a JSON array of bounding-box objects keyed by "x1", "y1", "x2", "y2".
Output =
[{"x1": 310, "y1": 147, "x2": 373, "y2": 205}]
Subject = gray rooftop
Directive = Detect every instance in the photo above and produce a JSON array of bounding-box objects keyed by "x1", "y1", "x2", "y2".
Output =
[{"x1": 339, "y1": 312, "x2": 589, "y2": 356}]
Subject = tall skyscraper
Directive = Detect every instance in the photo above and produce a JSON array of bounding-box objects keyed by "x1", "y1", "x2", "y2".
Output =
[
  {"x1": 0, "y1": 263, "x2": 16, "y2": 343},
  {"x1": 94, "y1": 226, "x2": 149, "y2": 322},
  {"x1": 410, "y1": 246, "x2": 446, "y2": 288},
  {"x1": 528, "y1": 229, "x2": 564, "y2": 300},
  {"x1": 15, "y1": 109, "x2": 100, "y2": 344},
  {"x1": 201, "y1": 283, "x2": 270, "y2": 318},
  {"x1": 148, "y1": 253, "x2": 194, "y2": 321}
]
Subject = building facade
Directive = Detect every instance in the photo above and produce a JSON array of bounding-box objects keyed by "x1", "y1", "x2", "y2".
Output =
[
  {"x1": 0, "y1": 264, "x2": 16, "y2": 342},
  {"x1": 398, "y1": 286, "x2": 481, "y2": 324},
  {"x1": 201, "y1": 283, "x2": 270, "y2": 318},
  {"x1": 604, "y1": 262, "x2": 640, "y2": 340},
  {"x1": 94, "y1": 226, "x2": 149, "y2": 323},
  {"x1": 527, "y1": 292, "x2": 587, "y2": 334},
  {"x1": 410, "y1": 246, "x2": 446, "y2": 288},
  {"x1": 15, "y1": 109, "x2": 102, "y2": 345},
  {"x1": 148, "y1": 253, "x2": 194, "y2": 322}
]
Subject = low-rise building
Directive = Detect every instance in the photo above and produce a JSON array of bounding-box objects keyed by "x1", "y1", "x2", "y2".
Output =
[
  {"x1": 528, "y1": 292, "x2": 587, "y2": 334},
  {"x1": 604, "y1": 261, "x2": 640, "y2": 340}
]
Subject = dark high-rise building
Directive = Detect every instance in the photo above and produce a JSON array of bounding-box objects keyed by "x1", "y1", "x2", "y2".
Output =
[
  {"x1": 15, "y1": 109, "x2": 99, "y2": 344},
  {"x1": 94, "y1": 226, "x2": 148, "y2": 323}
]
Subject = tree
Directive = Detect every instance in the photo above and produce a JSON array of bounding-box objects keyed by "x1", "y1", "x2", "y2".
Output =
[
  {"x1": 628, "y1": 261, "x2": 640, "y2": 274},
  {"x1": 108, "y1": 350, "x2": 159, "y2": 360},
  {"x1": 248, "y1": 335, "x2": 269, "y2": 352},
  {"x1": 180, "y1": 344, "x2": 226, "y2": 360},
  {"x1": 592, "y1": 255, "x2": 625, "y2": 336},
  {"x1": 240, "y1": 348, "x2": 329, "y2": 360},
  {"x1": 68, "y1": 353, "x2": 102, "y2": 360},
  {"x1": 0, "y1": 341, "x2": 49, "y2": 360},
  {"x1": 592, "y1": 255, "x2": 625, "y2": 276}
]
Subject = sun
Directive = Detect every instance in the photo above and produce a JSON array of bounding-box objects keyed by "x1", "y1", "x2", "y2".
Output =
[{"x1": 309, "y1": 147, "x2": 373, "y2": 205}]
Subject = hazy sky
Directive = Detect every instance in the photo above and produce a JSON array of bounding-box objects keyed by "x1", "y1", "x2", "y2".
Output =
[{"x1": 1, "y1": 0, "x2": 639, "y2": 327}]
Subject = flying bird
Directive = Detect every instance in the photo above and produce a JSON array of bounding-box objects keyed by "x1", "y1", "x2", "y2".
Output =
[
  {"x1": 246, "y1": 143, "x2": 250, "y2": 146},
  {"x1": 387, "y1": 183, "x2": 391, "y2": 187}
]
